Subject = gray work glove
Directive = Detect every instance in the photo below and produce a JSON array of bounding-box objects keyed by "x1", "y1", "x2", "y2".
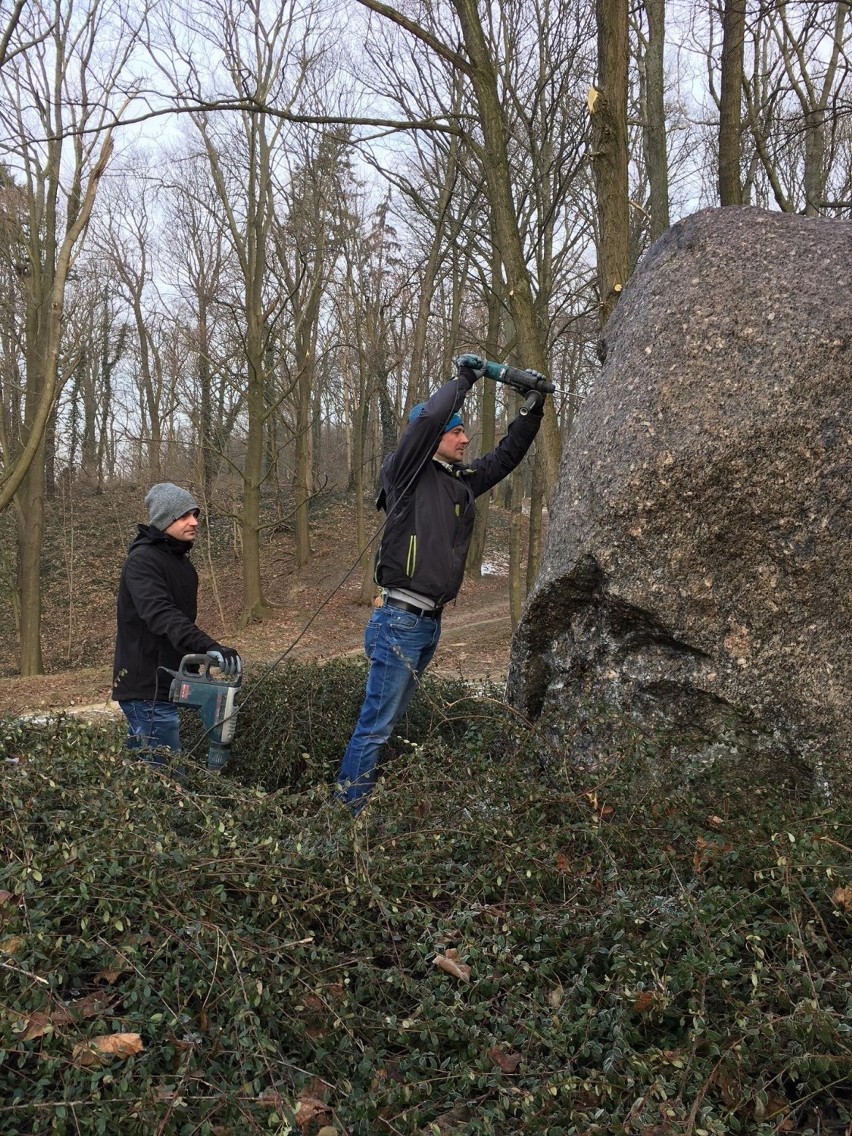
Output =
[
  {"x1": 455, "y1": 353, "x2": 486, "y2": 379},
  {"x1": 209, "y1": 647, "x2": 242, "y2": 678}
]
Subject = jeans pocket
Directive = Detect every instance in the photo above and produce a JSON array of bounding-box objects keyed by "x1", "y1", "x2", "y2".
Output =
[{"x1": 386, "y1": 610, "x2": 420, "y2": 634}]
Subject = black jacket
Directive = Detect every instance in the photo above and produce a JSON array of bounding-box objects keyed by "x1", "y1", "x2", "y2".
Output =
[
  {"x1": 113, "y1": 525, "x2": 220, "y2": 702},
  {"x1": 375, "y1": 370, "x2": 542, "y2": 604}
]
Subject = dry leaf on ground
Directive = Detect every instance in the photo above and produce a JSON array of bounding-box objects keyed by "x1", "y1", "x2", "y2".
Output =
[
  {"x1": 434, "y1": 948, "x2": 471, "y2": 982},
  {"x1": 294, "y1": 1094, "x2": 332, "y2": 1132},
  {"x1": 487, "y1": 1044, "x2": 522, "y2": 1073},
  {"x1": 72, "y1": 1032, "x2": 143, "y2": 1067},
  {"x1": 21, "y1": 992, "x2": 115, "y2": 1041}
]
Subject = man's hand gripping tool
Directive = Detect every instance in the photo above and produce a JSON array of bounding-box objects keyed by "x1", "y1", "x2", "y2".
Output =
[
  {"x1": 168, "y1": 654, "x2": 242, "y2": 771},
  {"x1": 457, "y1": 355, "x2": 556, "y2": 415}
]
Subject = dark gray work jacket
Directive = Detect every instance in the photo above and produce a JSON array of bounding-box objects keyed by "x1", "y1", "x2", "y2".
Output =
[{"x1": 375, "y1": 371, "x2": 542, "y2": 605}]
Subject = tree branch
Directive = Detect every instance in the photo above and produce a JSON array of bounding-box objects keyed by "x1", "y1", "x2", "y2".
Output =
[
  {"x1": 33, "y1": 94, "x2": 462, "y2": 145},
  {"x1": 353, "y1": 0, "x2": 469, "y2": 72},
  {"x1": 0, "y1": 0, "x2": 54, "y2": 69}
]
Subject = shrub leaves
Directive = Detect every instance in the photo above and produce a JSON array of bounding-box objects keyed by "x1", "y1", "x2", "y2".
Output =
[{"x1": 0, "y1": 666, "x2": 850, "y2": 1135}]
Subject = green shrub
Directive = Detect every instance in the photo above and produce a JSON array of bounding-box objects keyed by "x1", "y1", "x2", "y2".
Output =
[
  {"x1": 0, "y1": 672, "x2": 849, "y2": 1136},
  {"x1": 180, "y1": 659, "x2": 508, "y2": 794}
]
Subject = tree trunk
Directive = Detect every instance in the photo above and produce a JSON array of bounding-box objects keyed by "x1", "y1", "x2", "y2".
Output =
[
  {"x1": 43, "y1": 406, "x2": 57, "y2": 500},
  {"x1": 451, "y1": 0, "x2": 561, "y2": 497},
  {"x1": 467, "y1": 369, "x2": 497, "y2": 575},
  {"x1": 15, "y1": 442, "x2": 45, "y2": 674},
  {"x1": 197, "y1": 298, "x2": 216, "y2": 497},
  {"x1": 506, "y1": 389, "x2": 524, "y2": 629},
  {"x1": 293, "y1": 363, "x2": 313, "y2": 569},
  {"x1": 288, "y1": 254, "x2": 324, "y2": 571},
  {"x1": 96, "y1": 356, "x2": 113, "y2": 491},
  {"x1": 355, "y1": 366, "x2": 380, "y2": 606},
  {"x1": 590, "y1": 0, "x2": 630, "y2": 332},
  {"x1": 642, "y1": 0, "x2": 670, "y2": 238},
  {"x1": 719, "y1": 0, "x2": 746, "y2": 206},
  {"x1": 239, "y1": 302, "x2": 269, "y2": 624},
  {"x1": 802, "y1": 107, "x2": 826, "y2": 217},
  {"x1": 467, "y1": 239, "x2": 502, "y2": 574},
  {"x1": 134, "y1": 303, "x2": 162, "y2": 482},
  {"x1": 311, "y1": 388, "x2": 322, "y2": 488}
]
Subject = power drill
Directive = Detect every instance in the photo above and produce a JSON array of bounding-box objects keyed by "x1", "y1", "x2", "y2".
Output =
[
  {"x1": 466, "y1": 357, "x2": 556, "y2": 415},
  {"x1": 168, "y1": 654, "x2": 242, "y2": 771}
]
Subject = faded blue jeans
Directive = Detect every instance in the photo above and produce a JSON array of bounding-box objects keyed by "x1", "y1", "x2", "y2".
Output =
[
  {"x1": 336, "y1": 604, "x2": 442, "y2": 814},
  {"x1": 118, "y1": 700, "x2": 181, "y2": 766}
]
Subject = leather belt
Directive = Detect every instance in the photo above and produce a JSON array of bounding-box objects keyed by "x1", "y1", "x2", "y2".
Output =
[{"x1": 384, "y1": 597, "x2": 443, "y2": 619}]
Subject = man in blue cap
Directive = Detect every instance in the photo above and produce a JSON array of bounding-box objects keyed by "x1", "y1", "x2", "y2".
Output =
[{"x1": 335, "y1": 354, "x2": 547, "y2": 814}]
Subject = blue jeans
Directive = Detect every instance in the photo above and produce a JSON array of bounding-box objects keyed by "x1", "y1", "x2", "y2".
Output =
[
  {"x1": 119, "y1": 700, "x2": 181, "y2": 766},
  {"x1": 336, "y1": 604, "x2": 441, "y2": 814}
]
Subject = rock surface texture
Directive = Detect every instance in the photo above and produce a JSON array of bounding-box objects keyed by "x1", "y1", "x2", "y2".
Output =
[{"x1": 509, "y1": 206, "x2": 851, "y2": 770}]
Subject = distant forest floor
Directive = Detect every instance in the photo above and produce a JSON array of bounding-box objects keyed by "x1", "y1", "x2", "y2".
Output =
[{"x1": 0, "y1": 484, "x2": 528, "y2": 716}]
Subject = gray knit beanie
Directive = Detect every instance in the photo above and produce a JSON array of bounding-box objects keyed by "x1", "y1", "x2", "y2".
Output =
[{"x1": 145, "y1": 482, "x2": 200, "y2": 532}]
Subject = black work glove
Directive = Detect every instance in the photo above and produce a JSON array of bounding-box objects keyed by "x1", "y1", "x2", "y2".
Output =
[
  {"x1": 523, "y1": 368, "x2": 548, "y2": 389},
  {"x1": 208, "y1": 647, "x2": 243, "y2": 678},
  {"x1": 455, "y1": 353, "x2": 486, "y2": 380},
  {"x1": 506, "y1": 369, "x2": 548, "y2": 416}
]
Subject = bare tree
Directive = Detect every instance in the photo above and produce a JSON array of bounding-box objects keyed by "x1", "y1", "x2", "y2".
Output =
[
  {"x1": 0, "y1": 0, "x2": 140, "y2": 673},
  {"x1": 0, "y1": 167, "x2": 27, "y2": 492},
  {"x1": 691, "y1": 0, "x2": 852, "y2": 216},
  {"x1": 0, "y1": 0, "x2": 50, "y2": 70},
  {"x1": 158, "y1": 144, "x2": 240, "y2": 497},
  {"x1": 151, "y1": 0, "x2": 328, "y2": 623},
  {"x1": 63, "y1": 273, "x2": 128, "y2": 488},
  {"x1": 769, "y1": 0, "x2": 852, "y2": 215},
  {"x1": 271, "y1": 131, "x2": 351, "y2": 569},
  {"x1": 355, "y1": 0, "x2": 564, "y2": 494},
  {"x1": 94, "y1": 165, "x2": 179, "y2": 481}
]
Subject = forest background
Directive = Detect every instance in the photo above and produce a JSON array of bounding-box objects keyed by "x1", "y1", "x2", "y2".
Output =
[{"x1": 1, "y1": 0, "x2": 851, "y2": 678}]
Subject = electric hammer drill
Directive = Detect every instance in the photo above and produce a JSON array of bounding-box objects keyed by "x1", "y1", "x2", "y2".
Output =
[
  {"x1": 460, "y1": 355, "x2": 557, "y2": 415},
  {"x1": 168, "y1": 653, "x2": 242, "y2": 771}
]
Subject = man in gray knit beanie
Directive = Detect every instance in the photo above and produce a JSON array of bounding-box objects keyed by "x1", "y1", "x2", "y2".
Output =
[
  {"x1": 113, "y1": 482, "x2": 242, "y2": 764},
  {"x1": 145, "y1": 482, "x2": 200, "y2": 533}
]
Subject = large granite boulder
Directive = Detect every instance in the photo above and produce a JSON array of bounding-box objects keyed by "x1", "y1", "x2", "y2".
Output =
[{"x1": 509, "y1": 206, "x2": 851, "y2": 772}]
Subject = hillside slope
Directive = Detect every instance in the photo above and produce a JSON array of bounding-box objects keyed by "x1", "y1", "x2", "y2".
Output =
[{"x1": 0, "y1": 486, "x2": 524, "y2": 715}]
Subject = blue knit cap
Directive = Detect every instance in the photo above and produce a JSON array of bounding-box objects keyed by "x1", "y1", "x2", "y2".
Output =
[{"x1": 409, "y1": 402, "x2": 464, "y2": 432}]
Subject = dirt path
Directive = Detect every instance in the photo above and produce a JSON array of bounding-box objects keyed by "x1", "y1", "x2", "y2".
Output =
[{"x1": 2, "y1": 592, "x2": 516, "y2": 720}]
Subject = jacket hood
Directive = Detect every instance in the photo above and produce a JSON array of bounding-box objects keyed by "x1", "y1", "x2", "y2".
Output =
[{"x1": 130, "y1": 523, "x2": 193, "y2": 555}]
